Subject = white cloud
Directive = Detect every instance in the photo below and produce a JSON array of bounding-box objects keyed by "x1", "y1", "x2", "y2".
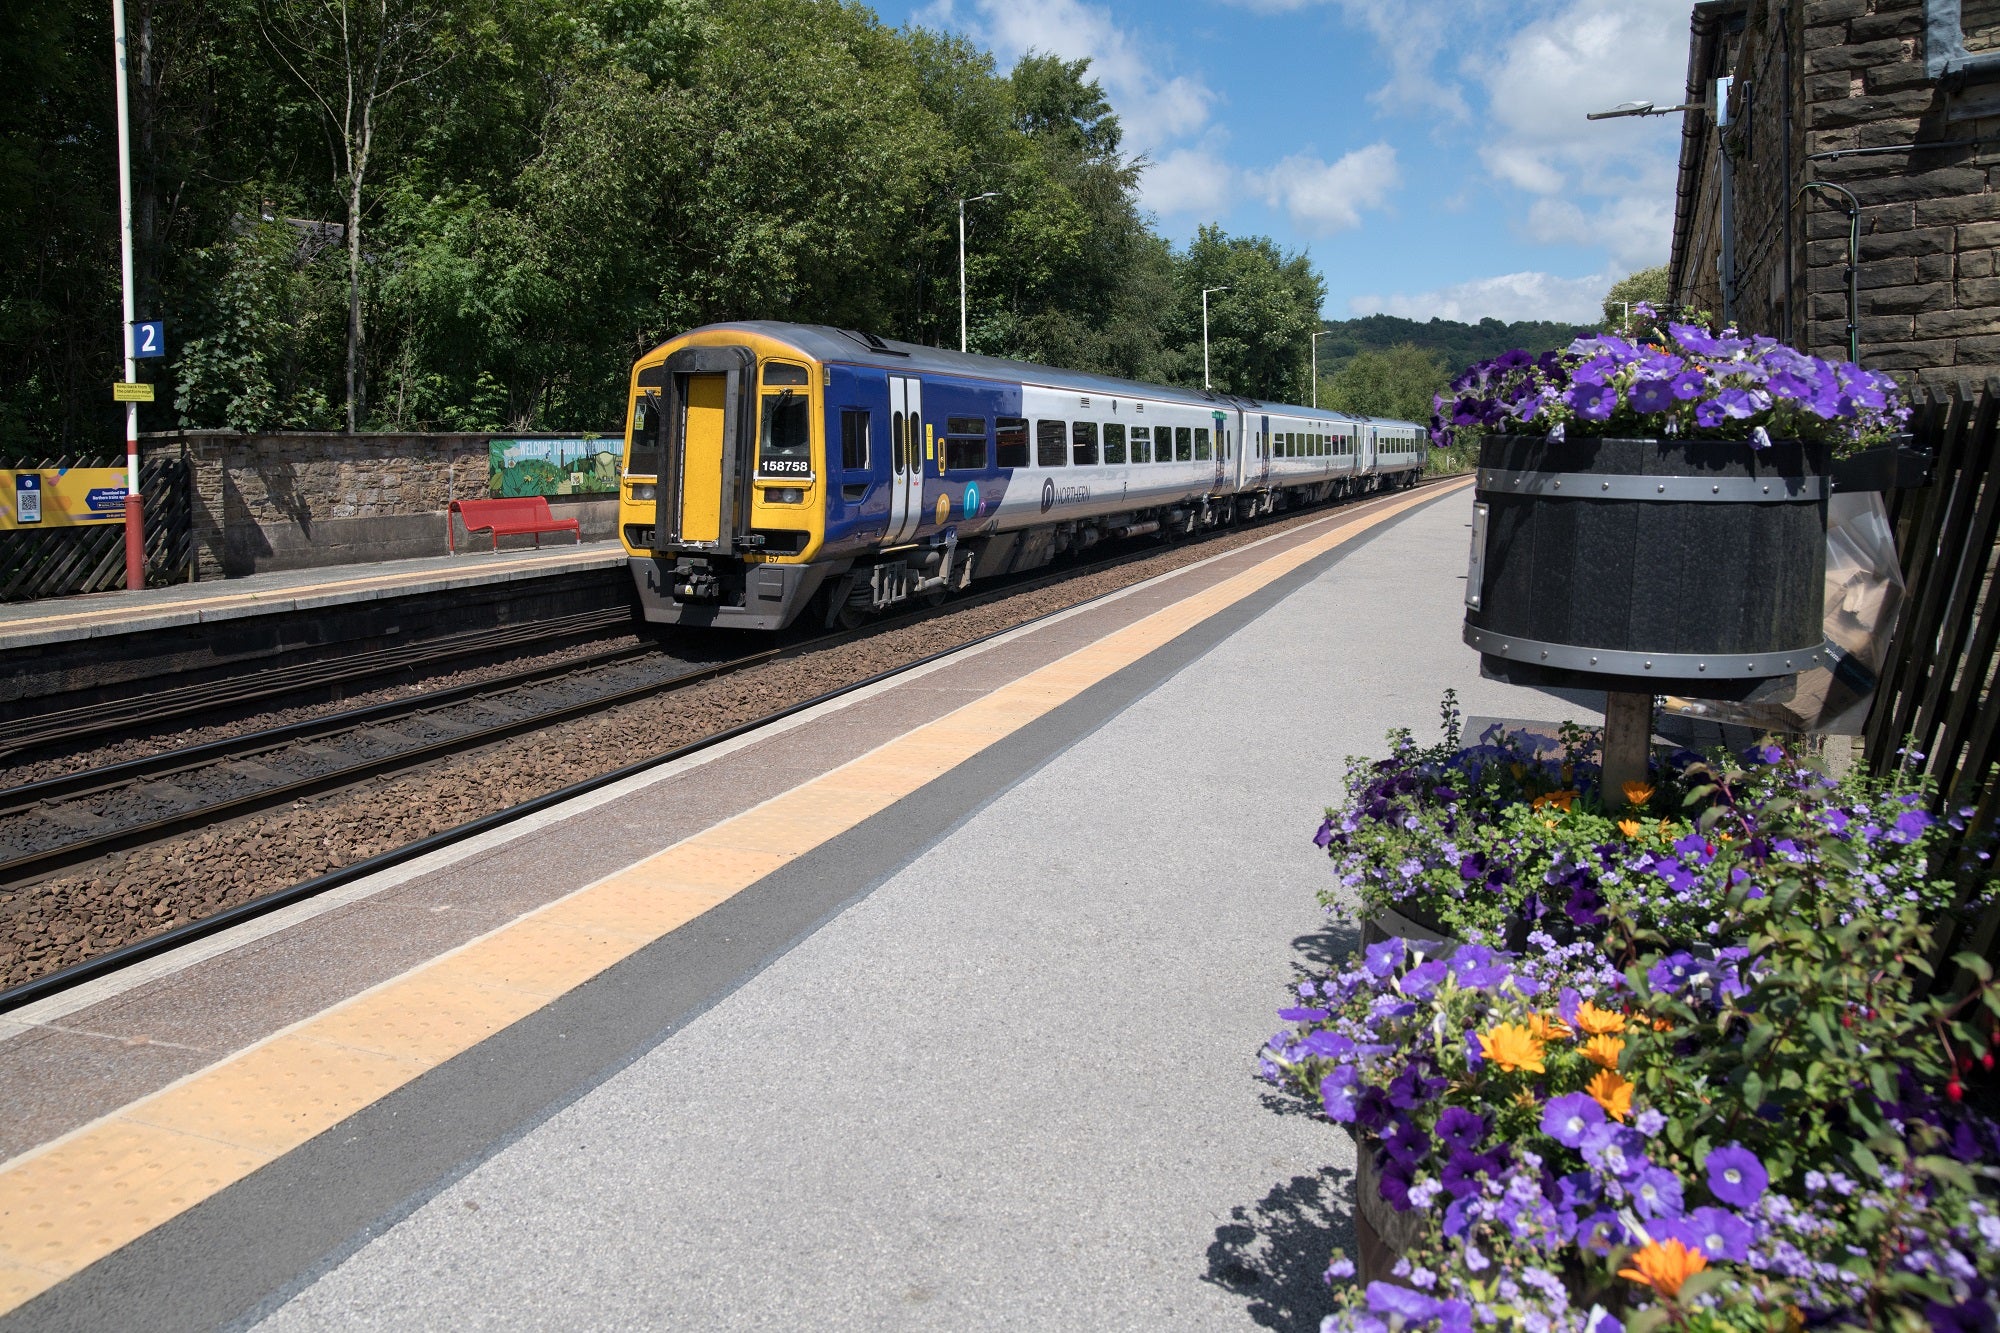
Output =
[
  {"x1": 1139, "y1": 147, "x2": 1236, "y2": 218},
  {"x1": 1251, "y1": 143, "x2": 1400, "y2": 235},
  {"x1": 927, "y1": 0, "x2": 1218, "y2": 153},
  {"x1": 1526, "y1": 196, "x2": 1673, "y2": 270},
  {"x1": 1349, "y1": 269, "x2": 1616, "y2": 325},
  {"x1": 1214, "y1": 0, "x2": 1488, "y2": 120}
]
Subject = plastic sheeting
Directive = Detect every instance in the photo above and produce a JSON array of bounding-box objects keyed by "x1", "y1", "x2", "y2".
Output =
[{"x1": 1664, "y1": 491, "x2": 1905, "y2": 735}]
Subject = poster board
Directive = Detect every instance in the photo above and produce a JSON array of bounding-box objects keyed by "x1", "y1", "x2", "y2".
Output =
[
  {"x1": 0, "y1": 468, "x2": 128, "y2": 530},
  {"x1": 488, "y1": 439, "x2": 619, "y2": 498}
]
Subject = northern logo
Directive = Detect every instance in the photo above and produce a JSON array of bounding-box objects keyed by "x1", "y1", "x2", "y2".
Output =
[{"x1": 1040, "y1": 477, "x2": 1055, "y2": 513}]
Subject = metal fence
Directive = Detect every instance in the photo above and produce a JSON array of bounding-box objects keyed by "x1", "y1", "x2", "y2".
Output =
[
  {"x1": 1861, "y1": 380, "x2": 2000, "y2": 971},
  {"x1": 0, "y1": 453, "x2": 193, "y2": 600}
]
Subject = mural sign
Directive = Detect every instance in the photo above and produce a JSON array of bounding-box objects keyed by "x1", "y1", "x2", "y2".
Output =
[
  {"x1": 488, "y1": 438, "x2": 620, "y2": 498},
  {"x1": 1, "y1": 467, "x2": 128, "y2": 530}
]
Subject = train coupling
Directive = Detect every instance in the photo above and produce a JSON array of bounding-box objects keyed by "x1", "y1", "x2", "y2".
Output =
[{"x1": 670, "y1": 558, "x2": 724, "y2": 602}]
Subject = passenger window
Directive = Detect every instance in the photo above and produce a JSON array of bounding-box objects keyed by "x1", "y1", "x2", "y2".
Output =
[
  {"x1": 997, "y1": 417, "x2": 1030, "y2": 468},
  {"x1": 947, "y1": 415, "x2": 985, "y2": 437},
  {"x1": 1071, "y1": 420, "x2": 1099, "y2": 466},
  {"x1": 1103, "y1": 422, "x2": 1126, "y2": 465},
  {"x1": 763, "y1": 361, "x2": 810, "y2": 386},
  {"x1": 1194, "y1": 427, "x2": 1211, "y2": 461},
  {"x1": 1037, "y1": 419, "x2": 1068, "y2": 467},
  {"x1": 945, "y1": 432, "x2": 987, "y2": 472},
  {"x1": 891, "y1": 410, "x2": 906, "y2": 475},
  {"x1": 1176, "y1": 427, "x2": 1192, "y2": 462},
  {"x1": 840, "y1": 409, "x2": 870, "y2": 471},
  {"x1": 1130, "y1": 426, "x2": 1151, "y2": 463},
  {"x1": 758, "y1": 391, "x2": 812, "y2": 477}
]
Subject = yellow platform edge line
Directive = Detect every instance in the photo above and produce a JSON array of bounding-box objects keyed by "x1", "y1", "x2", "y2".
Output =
[{"x1": 0, "y1": 479, "x2": 1464, "y2": 1308}]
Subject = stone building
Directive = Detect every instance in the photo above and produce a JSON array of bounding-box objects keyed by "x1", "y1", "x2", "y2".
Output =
[{"x1": 1668, "y1": 0, "x2": 2000, "y2": 381}]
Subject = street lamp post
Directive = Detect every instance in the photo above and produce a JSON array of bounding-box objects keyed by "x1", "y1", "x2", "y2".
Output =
[
  {"x1": 112, "y1": 0, "x2": 146, "y2": 592},
  {"x1": 1201, "y1": 286, "x2": 1230, "y2": 390},
  {"x1": 1310, "y1": 329, "x2": 1331, "y2": 409},
  {"x1": 958, "y1": 192, "x2": 998, "y2": 353}
]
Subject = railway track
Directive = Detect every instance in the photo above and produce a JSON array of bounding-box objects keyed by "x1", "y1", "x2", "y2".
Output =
[
  {"x1": 0, "y1": 477, "x2": 1457, "y2": 1008},
  {"x1": 0, "y1": 603, "x2": 637, "y2": 762}
]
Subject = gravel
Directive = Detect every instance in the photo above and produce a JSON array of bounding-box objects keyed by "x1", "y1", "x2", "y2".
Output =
[{"x1": 0, "y1": 489, "x2": 1426, "y2": 992}]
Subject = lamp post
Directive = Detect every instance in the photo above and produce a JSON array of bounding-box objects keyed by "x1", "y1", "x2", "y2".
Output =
[
  {"x1": 1201, "y1": 286, "x2": 1230, "y2": 390},
  {"x1": 113, "y1": 0, "x2": 146, "y2": 592},
  {"x1": 958, "y1": 192, "x2": 998, "y2": 353},
  {"x1": 1310, "y1": 329, "x2": 1331, "y2": 408}
]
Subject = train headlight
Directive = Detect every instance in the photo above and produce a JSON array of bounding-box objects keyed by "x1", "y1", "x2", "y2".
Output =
[
  {"x1": 629, "y1": 483, "x2": 657, "y2": 501},
  {"x1": 763, "y1": 487, "x2": 805, "y2": 504}
]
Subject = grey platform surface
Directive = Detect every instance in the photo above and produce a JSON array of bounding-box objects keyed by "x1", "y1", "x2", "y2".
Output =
[
  {"x1": 249, "y1": 494, "x2": 1593, "y2": 1331},
  {"x1": 0, "y1": 539, "x2": 626, "y2": 651}
]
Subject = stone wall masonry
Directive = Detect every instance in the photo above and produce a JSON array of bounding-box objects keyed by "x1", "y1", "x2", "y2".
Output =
[
  {"x1": 159, "y1": 430, "x2": 622, "y2": 579},
  {"x1": 1671, "y1": 0, "x2": 2000, "y2": 386}
]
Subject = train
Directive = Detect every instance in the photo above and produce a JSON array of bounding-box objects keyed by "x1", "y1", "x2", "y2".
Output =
[{"x1": 617, "y1": 321, "x2": 1425, "y2": 631}]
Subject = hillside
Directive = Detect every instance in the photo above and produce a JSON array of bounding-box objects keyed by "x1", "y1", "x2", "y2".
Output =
[{"x1": 1317, "y1": 313, "x2": 1588, "y2": 375}]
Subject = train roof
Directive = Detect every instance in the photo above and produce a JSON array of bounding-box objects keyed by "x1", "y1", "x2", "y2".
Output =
[{"x1": 664, "y1": 322, "x2": 1418, "y2": 431}]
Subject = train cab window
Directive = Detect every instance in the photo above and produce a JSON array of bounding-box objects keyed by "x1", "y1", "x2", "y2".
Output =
[
  {"x1": 839, "y1": 409, "x2": 870, "y2": 471},
  {"x1": 1175, "y1": 426, "x2": 1192, "y2": 462},
  {"x1": 758, "y1": 390, "x2": 812, "y2": 477},
  {"x1": 1130, "y1": 425, "x2": 1151, "y2": 463},
  {"x1": 944, "y1": 427, "x2": 987, "y2": 472},
  {"x1": 1037, "y1": 419, "x2": 1067, "y2": 467},
  {"x1": 997, "y1": 417, "x2": 1030, "y2": 468},
  {"x1": 1193, "y1": 427, "x2": 1211, "y2": 461},
  {"x1": 628, "y1": 393, "x2": 661, "y2": 475},
  {"x1": 1071, "y1": 420, "x2": 1099, "y2": 466},
  {"x1": 763, "y1": 361, "x2": 810, "y2": 387},
  {"x1": 1103, "y1": 422, "x2": 1127, "y2": 464}
]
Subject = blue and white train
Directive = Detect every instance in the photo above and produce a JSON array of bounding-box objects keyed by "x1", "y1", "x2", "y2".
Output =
[{"x1": 618, "y1": 322, "x2": 1424, "y2": 630}]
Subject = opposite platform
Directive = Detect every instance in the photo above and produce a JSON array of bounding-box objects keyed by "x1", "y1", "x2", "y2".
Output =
[{"x1": 0, "y1": 479, "x2": 1596, "y2": 1329}]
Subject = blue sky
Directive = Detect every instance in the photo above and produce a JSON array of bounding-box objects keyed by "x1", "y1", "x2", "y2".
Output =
[{"x1": 880, "y1": 0, "x2": 1695, "y2": 325}]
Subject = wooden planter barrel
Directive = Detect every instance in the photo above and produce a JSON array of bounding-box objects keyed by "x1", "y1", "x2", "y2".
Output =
[{"x1": 1465, "y1": 434, "x2": 1829, "y2": 699}]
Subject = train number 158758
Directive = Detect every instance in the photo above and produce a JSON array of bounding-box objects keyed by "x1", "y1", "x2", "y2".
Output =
[{"x1": 760, "y1": 460, "x2": 811, "y2": 476}]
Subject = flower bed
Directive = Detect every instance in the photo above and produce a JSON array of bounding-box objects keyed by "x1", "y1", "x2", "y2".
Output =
[{"x1": 1266, "y1": 706, "x2": 2000, "y2": 1330}]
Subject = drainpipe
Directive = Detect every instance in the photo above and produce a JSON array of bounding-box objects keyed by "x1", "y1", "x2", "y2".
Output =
[
  {"x1": 1780, "y1": 6, "x2": 1795, "y2": 345},
  {"x1": 1798, "y1": 181, "x2": 1862, "y2": 364},
  {"x1": 1718, "y1": 75, "x2": 1736, "y2": 327}
]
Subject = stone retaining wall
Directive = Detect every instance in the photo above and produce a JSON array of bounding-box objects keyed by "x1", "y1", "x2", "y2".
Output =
[{"x1": 154, "y1": 431, "x2": 622, "y2": 578}]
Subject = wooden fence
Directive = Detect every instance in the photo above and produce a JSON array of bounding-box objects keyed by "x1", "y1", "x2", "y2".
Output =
[
  {"x1": 1861, "y1": 380, "x2": 2000, "y2": 970},
  {"x1": 0, "y1": 454, "x2": 193, "y2": 600}
]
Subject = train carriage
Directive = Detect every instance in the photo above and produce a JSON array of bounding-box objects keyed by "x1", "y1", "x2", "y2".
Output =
[{"x1": 619, "y1": 322, "x2": 1423, "y2": 631}]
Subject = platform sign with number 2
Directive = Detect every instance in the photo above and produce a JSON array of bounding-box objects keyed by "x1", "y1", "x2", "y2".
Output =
[{"x1": 131, "y1": 321, "x2": 165, "y2": 360}]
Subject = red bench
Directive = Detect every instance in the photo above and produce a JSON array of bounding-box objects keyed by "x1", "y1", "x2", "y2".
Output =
[{"x1": 448, "y1": 497, "x2": 582, "y2": 553}]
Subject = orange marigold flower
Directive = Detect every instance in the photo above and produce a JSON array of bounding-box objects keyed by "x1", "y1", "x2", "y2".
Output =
[
  {"x1": 1587, "y1": 1068, "x2": 1634, "y2": 1121},
  {"x1": 1581, "y1": 1034, "x2": 1625, "y2": 1070},
  {"x1": 1618, "y1": 818, "x2": 1642, "y2": 838},
  {"x1": 1651, "y1": 1016, "x2": 1675, "y2": 1033},
  {"x1": 1618, "y1": 1238, "x2": 1708, "y2": 1298},
  {"x1": 1621, "y1": 781, "x2": 1656, "y2": 806},
  {"x1": 1478, "y1": 1023, "x2": 1547, "y2": 1074},
  {"x1": 1573, "y1": 1001, "x2": 1627, "y2": 1036},
  {"x1": 1526, "y1": 1012, "x2": 1574, "y2": 1042},
  {"x1": 1531, "y1": 789, "x2": 1577, "y2": 813}
]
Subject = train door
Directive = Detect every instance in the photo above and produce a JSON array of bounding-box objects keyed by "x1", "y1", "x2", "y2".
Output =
[
  {"x1": 1361, "y1": 423, "x2": 1377, "y2": 475},
  {"x1": 1211, "y1": 410, "x2": 1228, "y2": 491},
  {"x1": 886, "y1": 375, "x2": 924, "y2": 544},
  {"x1": 652, "y1": 344, "x2": 753, "y2": 553},
  {"x1": 1258, "y1": 414, "x2": 1271, "y2": 485}
]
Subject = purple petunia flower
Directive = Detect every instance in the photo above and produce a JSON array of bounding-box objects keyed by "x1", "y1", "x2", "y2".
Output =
[
  {"x1": 1301, "y1": 1030, "x2": 1356, "y2": 1060},
  {"x1": 1631, "y1": 1166, "x2": 1685, "y2": 1219},
  {"x1": 1669, "y1": 368, "x2": 1706, "y2": 400},
  {"x1": 1402, "y1": 959, "x2": 1449, "y2": 998},
  {"x1": 1541, "y1": 1092, "x2": 1605, "y2": 1148},
  {"x1": 1636, "y1": 1108, "x2": 1667, "y2": 1137},
  {"x1": 1324, "y1": 1256, "x2": 1356, "y2": 1282},
  {"x1": 1681, "y1": 1206, "x2": 1753, "y2": 1261},
  {"x1": 1628, "y1": 377, "x2": 1676, "y2": 414},
  {"x1": 1279, "y1": 1007, "x2": 1330, "y2": 1022},
  {"x1": 1581, "y1": 1123, "x2": 1646, "y2": 1180},
  {"x1": 1364, "y1": 938, "x2": 1406, "y2": 978},
  {"x1": 1366, "y1": 1281, "x2": 1439, "y2": 1321},
  {"x1": 1567, "y1": 382, "x2": 1616, "y2": 421},
  {"x1": 1436, "y1": 1106, "x2": 1486, "y2": 1153},
  {"x1": 1647, "y1": 951, "x2": 1701, "y2": 994},
  {"x1": 1890, "y1": 809, "x2": 1933, "y2": 844},
  {"x1": 1313, "y1": 815, "x2": 1336, "y2": 848},
  {"x1": 1705, "y1": 1142, "x2": 1768, "y2": 1208},
  {"x1": 1321, "y1": 1066, "x2": 1359, "y2": 1123}
]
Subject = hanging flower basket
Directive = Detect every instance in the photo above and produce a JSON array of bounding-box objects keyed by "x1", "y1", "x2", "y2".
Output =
[{"x1": 1435, "y1": 310, "x2": 1907, "y2": 702}]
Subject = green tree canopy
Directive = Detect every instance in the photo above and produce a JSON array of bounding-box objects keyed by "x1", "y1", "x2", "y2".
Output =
[
  {"x1": 1601, "y1": 265, "x2": 1670, "y2": 332},
  {"x1": 1322, "y1": 344, "x2": 1450, "y2": 426}
]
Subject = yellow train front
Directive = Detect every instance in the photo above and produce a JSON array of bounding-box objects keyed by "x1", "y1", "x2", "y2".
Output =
[{"x1": 619, "y1": 320, "x2": 1428, "y2": 632}]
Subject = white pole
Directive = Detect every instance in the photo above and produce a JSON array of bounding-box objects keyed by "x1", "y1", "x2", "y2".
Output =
[
  {"x1": 113, "y1": 0, "x2": 146, "y2": 591},
  {"x1": 958, "y1": 198, "x2": 968, "y2": 354},
  {"x1": 1201, "y1": 286, "x2": 1230, "y2": 390}
]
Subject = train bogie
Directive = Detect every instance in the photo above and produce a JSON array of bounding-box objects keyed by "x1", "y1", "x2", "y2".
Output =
[{"x1": 618, "y1": 322, "x2": 1424, "y2": 631}]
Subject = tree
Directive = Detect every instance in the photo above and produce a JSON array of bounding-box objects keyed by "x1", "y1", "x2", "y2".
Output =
[
  {"x1": 1164, "y1": 225, "x2": 1324, "y2": 400},
  {"x1": 1601, "y1": 265, "x2": 1670, "y2": 333},
  {"x1": 1323, "y1": 343, "x2": 1449, "y2": 425},
  {"x1": 261, "y1": 0, "x2": 451, "y2": 431}
]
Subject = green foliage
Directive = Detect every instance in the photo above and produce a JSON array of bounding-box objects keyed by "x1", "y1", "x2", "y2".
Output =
[
  {"x1": 1602, "y1": 264, "x2": 1671, "y2": 332},
  {"x1": 1314, "y1": 313, "x2": 1585, "y2": 373},
  {"x1": 1321, "y1": 343, "x2": 1448, "y2": 425}
]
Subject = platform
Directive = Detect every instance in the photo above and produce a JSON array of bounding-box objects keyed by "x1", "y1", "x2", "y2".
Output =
[
  {"x1": 0, "y1": 480, "x2": 1604, "y2": 1330},
  {"x1": 0, "y1": 539, "x2": 627, "y2": 654}
]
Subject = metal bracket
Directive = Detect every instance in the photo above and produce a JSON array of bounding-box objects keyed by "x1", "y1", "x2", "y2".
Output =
[
  {"x1": 1464, "y1": 625, "x2": 1823, "y2": 678},
  {"x1": 1475, "y1": 469, "x2": 1826, "y2": 502}
]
